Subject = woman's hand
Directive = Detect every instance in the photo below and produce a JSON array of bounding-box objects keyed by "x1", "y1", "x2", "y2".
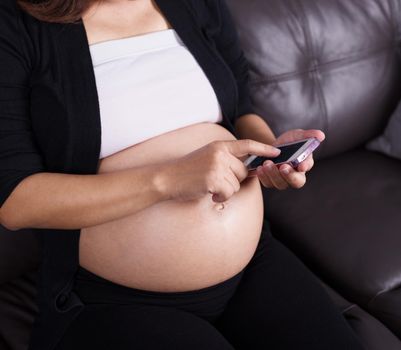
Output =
[
  {"x1": 256, "y1": 129, "x2": 325, "y2": 190},
  {"x1": 158, "y1": 139, "x2": 281, "y2": 203}
]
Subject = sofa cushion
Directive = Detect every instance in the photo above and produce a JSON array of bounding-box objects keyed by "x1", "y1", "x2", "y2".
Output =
[
  {"x1": 367, "y1": 98, "x2": 401, "y2": 160},
  {"x1": 264, "y1": 149, "x2": 401, "y2": 337},
  {"x1": 321, "y1": 282, "x2": 401, "y2": 350},
  {"x1": 226, "y1": 0, "x2": 401, "y2": 159},
  {"x1": 0, "y1": 271, "x2": 38, "y2": 350}
]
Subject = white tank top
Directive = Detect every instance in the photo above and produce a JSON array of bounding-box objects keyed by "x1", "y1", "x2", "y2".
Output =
[{"x1": 89, "y1": 29, "x2": 223, "y2": 159}]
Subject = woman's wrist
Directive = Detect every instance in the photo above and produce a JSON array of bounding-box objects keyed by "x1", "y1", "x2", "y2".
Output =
[{"x1": 151, "y1": 163, "x2": 174, "y2": 202}]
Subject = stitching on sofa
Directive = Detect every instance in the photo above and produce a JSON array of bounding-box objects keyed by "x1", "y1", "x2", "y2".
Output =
[
  {"x1": 367, "y1": 283, "x2": 401, "y2": 308},
  {"x1": 389, "y1": 0, "x2": 401, "y2": 63},
  {"x1": 390, "y1": 0, "x2": 401, "y2": 42},
  {"x1": 251, "y1": 44, "x2": 398, "y2": 85},
  {"x1": 291, "y1": 0, "x2": 329, "y2": 136},
  {"x1": 394, "y1": 0, "x2": 401, "y2": 60},
  {"x1": 389, "y1": 0, "x2": 396, "y2": 34},
  {"x1": 342, "y1": 304, "x2": 357, "y2": 315}
]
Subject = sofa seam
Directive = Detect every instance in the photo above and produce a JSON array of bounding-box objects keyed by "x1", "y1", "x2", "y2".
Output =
[
  {"x1": 367, "y1": 283, "x2": 401, "y2": 308},
  {"x1": 389, "y1": 0, "x2": 396, "y2": 36},
  {"x1": 251, "y1": 44, "x2": 398, "y2": 86},
  {"x1": 342, "y1": 304, "x2": 357, "y2": 315},
  {"x1": 292, "y1": 0, "x2": 329, "y2": 138},
  {"x1": 390, "y1": 0, "x2": 401, "y2": 42},
  {"x1": 395, "y1": 0, "x2": 401, "y2": 60}
]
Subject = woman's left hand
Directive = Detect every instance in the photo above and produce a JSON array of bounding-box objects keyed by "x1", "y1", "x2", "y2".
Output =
[{"x1": 256, "y1": 129, "x2": 325, "y2": 190}]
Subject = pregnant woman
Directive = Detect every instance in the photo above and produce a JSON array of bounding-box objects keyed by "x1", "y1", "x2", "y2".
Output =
[{"x1": 0, "y1": 0, "x2": 364, "y2": 349}]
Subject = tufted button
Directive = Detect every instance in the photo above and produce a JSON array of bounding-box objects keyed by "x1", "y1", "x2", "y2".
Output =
[{"x1": 309, "y1": 59, "x2": 319, "y2": 70}]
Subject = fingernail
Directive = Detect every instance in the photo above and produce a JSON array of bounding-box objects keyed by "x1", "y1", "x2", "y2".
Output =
[
  {"x1": 273, "y1": 147, "x2": 281, "y2": 154},
  {"x1": 282, "y1": 167, "x2": 290, "y2": 174}
]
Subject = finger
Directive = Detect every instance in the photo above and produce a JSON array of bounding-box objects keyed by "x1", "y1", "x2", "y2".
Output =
[
  {"x1": 256, "y1": 166, "x2": 274, "y2": 188},
  {"x1": 224, "y1": 171, "x2": 241, "y2": 193},
  {"x1": 279, "y1": 165, "x2": 306, "y2": 189},
  {"x1": 224, "y1": 139, "x2": 281, "y2": 159},
  {"x1": 247, "y1": 169, "x2": 259, "y2": 177},
  {"x1": 297, "y1": 154, "x2": 314, "y2": 172},
  {"x1": 261, "y1": 161, "x2": 289, "y2": 190},
  {"x1": 228, "y1": 155, "x2": 249, "y2": 182},
  {"x1": 298, "y1": 129, "x2": 325, "y2": 142},
  {"x1": 275, "y1": 129, "x2": 326, "y2": 144},
  {"x1": 212, "y1": 180, "x2": 234, "y2": 202},
  {"x1": 308, "y1": 129, "x2": 326, "y2": 142}
]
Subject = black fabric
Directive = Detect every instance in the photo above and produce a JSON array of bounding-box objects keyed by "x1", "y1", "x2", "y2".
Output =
[
  {"x1": 53, "y1": 224, "x2": 364, "y2": 350},
  {"x1": 0, "y1": 0, "x2": 46, "y2": 209},
  {"x1": 0, "y1": 0, "x2": 255, "y2": 209},
  {"x1": 0, "y1": 271, "x2": 38, "y2": 350},
  {"x1": 321, "y1": 282, "x2": 401, "y2": 350},
  {"x1": 0, "y1": 226, "x2": 40, "y2": 284},
  {"x1": 264, "y1": 148, "x2": 401, "y2": 337},
  {"x1": 0, "y1": 1, "x2": 256, "y2": 349},
  {"x1": 73, "y1": 266, "x2": 244, "y2": 324}
]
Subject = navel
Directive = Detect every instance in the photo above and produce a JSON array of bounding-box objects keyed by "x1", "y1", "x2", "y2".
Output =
[{"x1": 214, "y1": 202, "x2": 226, "y2": 211}]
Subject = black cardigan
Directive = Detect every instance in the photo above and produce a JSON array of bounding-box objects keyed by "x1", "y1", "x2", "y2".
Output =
[{"x1": 0, "y1": 0, "x2": 255, "y2": 349}]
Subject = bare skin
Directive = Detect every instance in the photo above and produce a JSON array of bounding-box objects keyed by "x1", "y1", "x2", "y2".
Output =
[
  {"x1": 77, "y1": 0, "x2": 266, "y2": 292},
  {"x1": 0, "y1": 0, "x2": 323, "y2": 293},
  {"x1": 79, "y1": 123, "x2": 267, "y2": 292}
]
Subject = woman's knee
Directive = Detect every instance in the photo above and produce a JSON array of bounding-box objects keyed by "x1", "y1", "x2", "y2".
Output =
[{"x1": 215, "y1": 237, "x2": 364, "y2": 349}]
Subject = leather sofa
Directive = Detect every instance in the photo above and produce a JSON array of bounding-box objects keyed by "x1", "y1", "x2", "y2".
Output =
[
  {"x1": 226, "y1": 0, "x2": 401, "y2": 349},
  {"x1": 1, "y1": 0, "x2": 401, "y2": 349}
]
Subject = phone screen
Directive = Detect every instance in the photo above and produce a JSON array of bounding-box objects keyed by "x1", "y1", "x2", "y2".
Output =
[{"x1": 247, "y1": 140, "x2": 308, "y2": 169}]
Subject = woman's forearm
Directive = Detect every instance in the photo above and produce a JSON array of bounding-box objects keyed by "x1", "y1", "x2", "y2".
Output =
[
  {"x1": 0, "y1": 115, "x2": 277, "y2": 232},
  {"x1": 0, "y1": 165, "x2": 168, "y2": 231},
  {"x1": 235, "y1": 114, "x2": 277, "y2": 145}
]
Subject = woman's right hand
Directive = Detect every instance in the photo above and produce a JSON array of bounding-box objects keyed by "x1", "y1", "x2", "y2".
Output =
[{"x1": 158, "y1": 139, "x2": 281, "y2": 203}]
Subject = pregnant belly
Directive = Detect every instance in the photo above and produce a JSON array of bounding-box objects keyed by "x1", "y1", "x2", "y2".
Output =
[{"x1": 79, "y1": 122, "x2": 265, "y2": 292}]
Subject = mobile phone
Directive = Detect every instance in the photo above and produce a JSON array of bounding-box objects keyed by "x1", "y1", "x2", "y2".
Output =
[{"x1": 244, "y1": 137, "x2": 321, "y2": 171}]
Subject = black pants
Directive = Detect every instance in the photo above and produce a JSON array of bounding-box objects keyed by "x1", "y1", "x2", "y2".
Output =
[{"x1": 55, "y1": 221, "x2": 364, "y2": 350}]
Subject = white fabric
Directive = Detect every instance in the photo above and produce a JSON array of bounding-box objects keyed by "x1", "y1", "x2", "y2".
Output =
[{"x1": 89, "y1": 29, "x2": 223, "y2": 159}]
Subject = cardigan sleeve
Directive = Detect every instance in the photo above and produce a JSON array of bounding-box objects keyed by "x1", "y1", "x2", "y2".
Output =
[
  {"x1": 0, "y1": 1, "x2": 45, "y2": 209},
  {"x1": 213, "y1": 0, "x2": 256, "y2": 121}
]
